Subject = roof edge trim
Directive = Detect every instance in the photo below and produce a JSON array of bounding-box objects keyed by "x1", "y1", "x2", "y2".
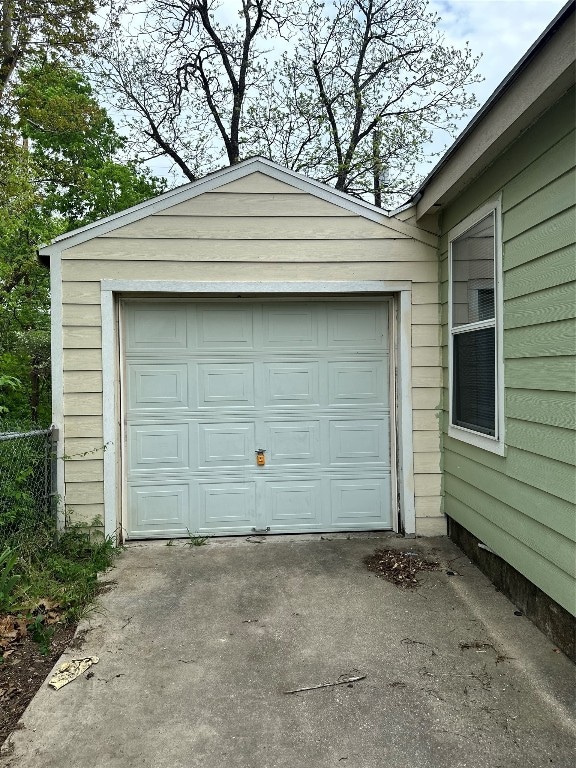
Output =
[
  {"x1": 39, "y1": 156, "x2": 431, "y2": 255},
  {"x1": 405, "y1": 0, "x2": 575, "y2": 211}
]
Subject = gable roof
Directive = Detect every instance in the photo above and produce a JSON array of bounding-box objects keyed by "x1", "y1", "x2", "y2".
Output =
[{"x1": 38, "y1": 156, "x2": 432, "y2": 258}]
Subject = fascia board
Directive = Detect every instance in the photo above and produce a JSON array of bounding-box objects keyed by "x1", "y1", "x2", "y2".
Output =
[
  {"x1": 38, "y1": 157, "x2": 267, "y2": 255},
  {"x1": 416, "y1": 11, "x2": 575, "y2": 218},
  {"x1": 249, "y1": 159, "x2": 438, "y2": 246}
]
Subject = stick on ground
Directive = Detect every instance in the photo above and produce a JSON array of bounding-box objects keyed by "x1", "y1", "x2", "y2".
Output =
[{"x1": 283, "y1": 674, "x2": 366, "y2": 694}]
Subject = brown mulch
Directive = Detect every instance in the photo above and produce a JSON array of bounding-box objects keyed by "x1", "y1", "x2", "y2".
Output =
[
  {"x1": 364, "y1": 548, "x2": 440, "y2": 588},
  {"x1": 0, "y1": 615, "x2": 77, "y2": 747}
]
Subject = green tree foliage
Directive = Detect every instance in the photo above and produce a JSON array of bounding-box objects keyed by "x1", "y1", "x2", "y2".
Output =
[
  {"x1": 0, "y1": 134, "x2": 57, "y2": 424},
  {"x1": 16, "y1": 61, "x2": 166, "y2": 227},
  {"x1": 0, "y1": 59, "x2": 165, "y2": 423},
  {"x1": 0, "y1": 0, "x2": 97, "y2": 102}
]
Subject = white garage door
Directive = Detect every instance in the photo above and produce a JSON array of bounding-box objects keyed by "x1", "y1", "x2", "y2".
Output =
[{"x1": 123, "y1": 300, "x2": 393, "y2": 538}]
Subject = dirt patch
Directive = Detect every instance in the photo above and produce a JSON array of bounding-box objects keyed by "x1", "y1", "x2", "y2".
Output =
[
  {"x1": 0, "y1": 621, "x2": 76, "y2": 746},
  {"x1": 364, "y1": 548, "x2": 440, "y2": 588}
]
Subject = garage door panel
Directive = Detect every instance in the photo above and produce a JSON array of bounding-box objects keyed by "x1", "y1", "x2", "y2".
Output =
[
  {"x1": 263, "y1": 362, "x2": 320, "y2": 407},
  {"x1": 330, "y1": 477, "x2": 391, "y2": 525},
  {"x1": 196, "y1": 306, "x2": 254, "y2": 349},
  {"x1": 264, "y1": 421, "x2": 321, "y2": 465},
  {"x1": 198, "y1": 363, "x2": 255, "y2": 408},
  {"x1": 262, "y1": 305, "x2": 319, "y2": 347},
  {"x1": 327, "y1": 304, "x2": 388, "y2": 348},
  {"x1": 199, "y1": 422, "x2": 256, "y2": 467},
  {"x1": 197, "y1": 482, "x2": 257, "y2": 529},
  {"x1": 329, "y1": 420, "x2": 390, "y2": 465},
  {"x1": 126, "y1": 306, "x2": 188, "y2": 351},
  {"x1": 129, "y1": 424, "x2": 189, "y2": 471},
  {"x1": 129, "y1": 484, "x2": 190, "y2": 534},
  {"x1": 328, "y1": 361, "x2": 388, "y2": 405},
  {"x1": 128, "y1": 364, "x2": 189, "y2": 410},
  {"x1": 265, "y1": 480, "x2": 323, "y2": 525}
]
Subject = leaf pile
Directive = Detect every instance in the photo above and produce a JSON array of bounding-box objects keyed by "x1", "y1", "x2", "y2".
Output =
[
  {"x1": 364, "y1": 549, "x2": 440, "y2": 589},
  {"x1": 0, "y1": 599, "x2": 62, "y2": 660},
  {"x1": 0, "y1": 615, "x2": 28, "y2": 659}
]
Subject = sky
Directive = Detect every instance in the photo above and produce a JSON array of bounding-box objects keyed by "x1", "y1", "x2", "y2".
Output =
[
  {"x1": 430, "y1": 0, "x2": 567, "y2": 111},
  {"x1": 415, "y1": 0, "x2": 568, "y2": 176},
  {"x1": 142, "y1": 0, "x2": 569, "y2": 183}
]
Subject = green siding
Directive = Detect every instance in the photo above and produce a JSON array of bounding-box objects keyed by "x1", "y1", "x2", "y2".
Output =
[
  {"x1": 503, "y1": 208, "x2": 576, "y2": 271},
  {"x1": 504, "y1": 282, "x2": 576, "y2": 329},
  {"x1": 439, "y1": 85, "x2": 576, "y2": 616},
  {"x1": 506, "y1": 419, "x2": 576, "y2": 464},
  {"x1": 505, "y1": 357, "x2": 576, "y2": 392},
  {"x1": 503, "y1": 171, "x2": 576, "y2": 241},
  {"x1": 442, "y1": 450, "x2": 575, "y2": 539},
  {"x1": 444, "y1": 441, "x2": 575, "y2": 503},
  {"x1": 440, "y1": 88, "x2": 575, "y2": 233},
  {"x1": 504, "y1": 245, "x2": 576, "y2": 300},
  {"x1": 444, "y1": 475, "x2": 575, "y2": 578},
  {"x1": 503, "y1": 130, "x2": 576, "y2": 212},
  {"x1": 504, "y1": 318, "x2": 576, "y2": 358},
  {"x1": 506, "y1": 389, "x2": 576, "y2": 430},
  {"x1": 445, "y1": 496, "x2": 576, "y2": 616}
]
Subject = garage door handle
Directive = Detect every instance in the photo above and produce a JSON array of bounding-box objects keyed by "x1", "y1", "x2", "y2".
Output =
[{"x1": 252, "y1": 527, "x2": 270, "y2": 533}]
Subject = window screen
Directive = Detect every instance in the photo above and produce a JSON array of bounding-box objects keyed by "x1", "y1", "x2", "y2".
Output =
[{"x1": 452, "y1": 327, "x2": 496, "y2": 435}]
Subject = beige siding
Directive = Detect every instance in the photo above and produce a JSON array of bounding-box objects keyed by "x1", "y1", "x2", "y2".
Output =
[
  {"x1": 59, "y1": 171, "x2": 441, "y2": 533},
  {"x1": 101, "y1": 215, "x2": 409, "y2": 240}
]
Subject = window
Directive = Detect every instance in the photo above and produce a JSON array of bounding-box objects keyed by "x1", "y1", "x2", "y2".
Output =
[{"x1": 448, "y1": 199, "x2": 504, "y2": 454}]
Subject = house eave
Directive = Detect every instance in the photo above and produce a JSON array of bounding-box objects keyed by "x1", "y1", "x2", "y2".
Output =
[{"x1": 411, "y1": 0, "x2": 575, "y2": 219}]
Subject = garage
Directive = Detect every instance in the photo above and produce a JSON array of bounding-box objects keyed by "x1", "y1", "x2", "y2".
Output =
[
  {"x1": 124, "y1": 298, "x2": 393, "y2": 538},
  {"x1": 40, "y1": 156, "x2": 443, "y2": 539}
]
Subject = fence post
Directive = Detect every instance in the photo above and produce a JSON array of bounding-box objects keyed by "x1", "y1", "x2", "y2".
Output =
[{"x1": 50, "y1": 425, "x2": 63, "y2": 530}]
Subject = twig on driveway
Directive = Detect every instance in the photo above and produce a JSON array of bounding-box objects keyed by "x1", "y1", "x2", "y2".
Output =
[{"x1": 283, "y1": 674, "x2": 366, "y2": 694}]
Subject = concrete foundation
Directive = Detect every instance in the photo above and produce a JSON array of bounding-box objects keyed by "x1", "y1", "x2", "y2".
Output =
[{"x1": 448, "y1": 517, "x2": 576, "y2": 662}]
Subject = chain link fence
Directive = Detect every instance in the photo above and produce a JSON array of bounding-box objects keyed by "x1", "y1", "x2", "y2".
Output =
[{"x1": 0, "y1": 424, "x2": 56, "y2": 557}]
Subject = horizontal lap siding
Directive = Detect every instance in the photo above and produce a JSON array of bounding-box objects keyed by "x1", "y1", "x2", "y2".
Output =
[
  {"x1": 439, "y1": 87, "x2": 576, "y2": 614},
  {"x1": 59, "y1": 171, "x2": 442, "y2": 531}
]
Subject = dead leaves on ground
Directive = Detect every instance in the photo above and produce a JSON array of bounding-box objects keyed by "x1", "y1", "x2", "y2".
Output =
[
  {"x1": 0, "y1": 599, "x2": 63, "y2": 658},
  {"x1": 0, "y1": 616, "x2": 28, "y2": 657},
  {"x1": 364, "y1": 548, "x2": 440, "y2": 589}
]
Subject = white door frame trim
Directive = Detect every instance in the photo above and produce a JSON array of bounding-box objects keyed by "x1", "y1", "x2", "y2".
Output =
[{"x1": 100, "y1": 280, "x2": 416, "y2": 540}]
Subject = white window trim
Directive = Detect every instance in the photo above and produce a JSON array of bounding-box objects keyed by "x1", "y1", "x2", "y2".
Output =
[{"x1": 448, "y1": 198, "x2": 505, "y2": 456}]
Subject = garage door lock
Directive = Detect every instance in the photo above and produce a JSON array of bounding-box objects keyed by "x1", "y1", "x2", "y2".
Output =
[{"x1": 255, "y1": 449, "x2": 266, "y2": 466}]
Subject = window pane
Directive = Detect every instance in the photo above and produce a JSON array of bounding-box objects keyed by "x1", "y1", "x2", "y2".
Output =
[
  {"x1": 453, "y1": 327, "x2": 496, "y2": 436},
  {"x1": 452, "y1": 213, "x2": 495, "y2": 327}
]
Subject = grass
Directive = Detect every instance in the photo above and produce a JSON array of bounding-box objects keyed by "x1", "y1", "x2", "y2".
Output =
[
  {"x1": 186, "y1": 529, "x2": 209, "y2": 547},
  {"x1": 0, "y1": 432, "x2": 119, "y2": 660},
  {"x1": 1, "y1": 516, "x2": 119, "y2": 649},
  {"x1": 14, "y1": 524, "x2": 118, "y2": 623}
]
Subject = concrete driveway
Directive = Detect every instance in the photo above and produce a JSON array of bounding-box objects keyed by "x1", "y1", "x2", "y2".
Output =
[{"x1": 1, "y1": 535, "x2": 574, "y2": 768}]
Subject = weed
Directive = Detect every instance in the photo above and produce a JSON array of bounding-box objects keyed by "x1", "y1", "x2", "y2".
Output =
[
  {"x1": 0, "y1": 548, "x2": 20, "y2": 612},
  {"x1": 166, "y1": 539, "x2": 175, "y2": 546},
  {"x1": 186, "y1": 529, "x2": 208, "y2": 547},
  {"x1": 27, "y1": 614, "x2": 55, "y2": 655},
  {"x1": 1, "y1": 518, "x2": 118, "y2": 625}
]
